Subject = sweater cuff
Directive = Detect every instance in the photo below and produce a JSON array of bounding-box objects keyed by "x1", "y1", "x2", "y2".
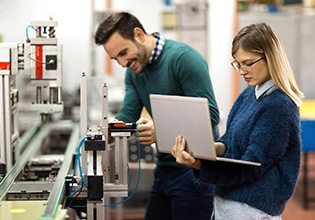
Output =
[
  {"x1": 194, "y1": 159, "x2": 218, "y2": 185},
  {"x1": 193, "y1": 166, "x2": 215, "y2": 194}
]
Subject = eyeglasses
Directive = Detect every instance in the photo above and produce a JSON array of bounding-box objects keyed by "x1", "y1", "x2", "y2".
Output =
[{"x1": 231, "y1": 57, "x2": 264, "y2": 73}]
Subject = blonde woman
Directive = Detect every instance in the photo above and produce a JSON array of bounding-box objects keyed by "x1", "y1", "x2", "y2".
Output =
[{"x1": 172, "y1": 23, "x2": 303, "y2": 220}]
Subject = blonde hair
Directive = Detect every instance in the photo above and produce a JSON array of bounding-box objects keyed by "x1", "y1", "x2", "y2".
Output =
[{"x1": 232, "y1": 23, "x2": 304, "y2": 107}]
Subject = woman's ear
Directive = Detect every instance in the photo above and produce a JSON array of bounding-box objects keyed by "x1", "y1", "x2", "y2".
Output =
[{"x1": 134, "y1": 27, "x2": 145, "y2": 43}]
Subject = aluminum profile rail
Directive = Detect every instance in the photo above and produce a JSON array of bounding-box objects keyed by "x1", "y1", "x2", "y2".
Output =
[
  {"x1": 0, "y1": 123, "x2": 50, "y2": 201},
  {"x1": 41, "y1": 123, "x2": 80, "y2": 220},
  {"x1": 19, "y1": 121, "x2": 42, "y2": 151}
]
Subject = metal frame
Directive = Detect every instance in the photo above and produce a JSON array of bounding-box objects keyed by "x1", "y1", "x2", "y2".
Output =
[
  {"x1": 0, "y1": 124, "x2": 50, "y2": 201},
  {"x1": 0, "y1": 121, "x2": 80, "y2": 220},
  {"x1": 41, "y1": 122, "x2": 80, "y2": 219},
  {"x1": 0, "y1": 44, "x2": 20, "y2": 172},
  {"x1": 80, "y1": 73, "x2": 88, "y2": 174},
  {"x1": 24, "y1": 19, "x2": 64, "y2": 119},
  {"x1": 80, "y1": 75, "x2": 131, "y2": 220},
  {"x1": 3, "y1": 75, "x2": 12, "y2": 170},
  {"x1": 0, "y1": 76, "x2": 6, "y2": 165}
]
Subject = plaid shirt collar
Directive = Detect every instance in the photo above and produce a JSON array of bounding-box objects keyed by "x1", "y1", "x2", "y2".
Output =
[{"x1": 148, "y1": 32, "x2": 165, "y2": 64}]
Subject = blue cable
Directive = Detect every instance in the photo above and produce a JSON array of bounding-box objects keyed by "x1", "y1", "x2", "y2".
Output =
[
  {"x1": 66, "y1": 125, "x2": 141, "y2": 206},
  {"x1": 67, "y1": 164, "x2": 132, "y2": 201},
  {"x1": 76, "y1": 137, "x2": 87, "y2": 187},
  {"x1": 67, "y1": 137, "x2": 86, "y2": 200},
  {"x1": 77, "y1": 147, "x2": 87, "y2": 187},
  {"x1": 67, "y1": 186, "x2": 83, "y2": 199},
  {"x1": 103, "y1": 125, "x2": 141, "y2": 207},
  {"x1": 68, "y1": 205, "x2": 87, "y2": 208},
  {"x1": 26, "y1": 25, "x2": 36, "y2": 41}
]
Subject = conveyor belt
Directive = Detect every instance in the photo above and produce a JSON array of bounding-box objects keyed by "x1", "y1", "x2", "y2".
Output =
[
  {"x1": 41, "y1": 123, "x2": 79, "y2": 219},
  {"x1": 0, "y1": 123, "x2": 50, "y2": 201},
  {"x1": 0, "y1": 120, "x2": 80, "y2": 220}
]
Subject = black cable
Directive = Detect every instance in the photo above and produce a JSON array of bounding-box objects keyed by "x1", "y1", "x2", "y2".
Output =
[{"x1": 66, "y1": 185, "x2": 84, "y2": 208}]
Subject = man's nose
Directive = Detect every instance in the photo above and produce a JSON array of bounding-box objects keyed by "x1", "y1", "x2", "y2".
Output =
[{"x1": 117, "y1": 58, "x2": 128, "y2": 68}]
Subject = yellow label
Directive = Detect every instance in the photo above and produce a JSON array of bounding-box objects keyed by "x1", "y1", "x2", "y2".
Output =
[{"x1": 11, "y1": 209, "x2": 26, "y2": 214}]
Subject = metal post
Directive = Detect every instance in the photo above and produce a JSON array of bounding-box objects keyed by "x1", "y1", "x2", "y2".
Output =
[
  {"x1": 101, "y1": 83, "x2": 109, "y2": 182},
  {"x1": 57, "y1": 87, "x2": 62, "y2": 104},
  {"x1": 87, "y1": 202, "x2": 94, "y2": 220},
  {"x1": 36, "y1": 86, "x2": 42, "y2": 104},
  {"x1": 97, "y1": 202, "x2": 105, "y2": 220},
  {"x1": 101, "y1": 83, "x2": 108, "y2": 138},
  {"x1": 122, "y1": 136, "x2": 128, "y2": 186},
  {"x1": 80, "y1": 73, "x2": 88, "y2": 173},
  {"x1": 49, "y1": 87, "x2": 55, "y2": 104},
  {"x1": 87, "y1": 201, "x2": 105, "y2": 220},
  {"x1": 101, "y1": 83, "x2": 110, "y2": 219},
  {"x1": 0, "y1": 76, "x2": 6, "y2": 164},
  {"x1": 115, "y1": 197, "x2": 123, "y2": 220},
  {"x1": 115, "y1": 137, "x2": 121, "y2": 185},
  {"x1": 43, "y1": 86, "x2": 49, "y2": 104},
  {"x1": 4, "y1": 76, "x2": 12, "y2": 170}
]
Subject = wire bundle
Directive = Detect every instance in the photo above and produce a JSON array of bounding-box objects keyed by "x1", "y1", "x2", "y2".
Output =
[{"x1": 67, "y1": 125, "x2": 141, "y2": 208}]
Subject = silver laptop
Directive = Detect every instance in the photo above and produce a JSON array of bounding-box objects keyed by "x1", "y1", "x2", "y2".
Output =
[{"x1": 150, "y1": 94, "x2": 261, "y2": 166}]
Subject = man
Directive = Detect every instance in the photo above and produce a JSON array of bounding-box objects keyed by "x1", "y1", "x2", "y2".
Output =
[{"x1": 94, "y1": 12, "x2": 220, "y2": 220}]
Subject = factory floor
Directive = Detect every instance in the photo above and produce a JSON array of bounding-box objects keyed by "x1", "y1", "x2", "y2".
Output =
[
  {"x1": 110, "y1": 152, "x2": 315, "y2": 220},
  {"x1": 282, "y1": 151, "x2": 315, "y2": 220}
]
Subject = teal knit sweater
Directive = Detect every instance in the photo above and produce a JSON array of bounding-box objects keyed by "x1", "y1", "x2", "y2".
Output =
[
  {"x1": 195, "y1": 87, "x2": 301, "y2": 216},
  {"x1": 116, "y1": 39, "x2": 220, "y2": 167}
]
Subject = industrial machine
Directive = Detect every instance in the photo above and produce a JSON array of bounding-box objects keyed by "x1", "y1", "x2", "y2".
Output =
[
  {"x1": 63, "y1": 73, "x2": 140, "y2": 220},
  {"x1": 0, "y1": 17, "x2": 71, "y2": 220},
  {"x1": 24, "y1": 17, "x2": 64, "y2": 122},
  {"x1": 0, "y1": 18, "x2": 143, "y2": 220},
  {"x1": 0, "y1": 17, "x2": 63, "y2": 176},
  {"x1": 0, "y1": 43, "x2": 20, "y2": 173}
]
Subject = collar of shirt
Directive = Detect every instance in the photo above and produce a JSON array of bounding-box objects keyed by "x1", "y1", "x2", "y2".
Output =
[
  {"x1": 255, "y1": 79, "x2": 277, "y2": 99},
  {"x1": 148, "y1": 32, "x2": 165, "y2": 64}
]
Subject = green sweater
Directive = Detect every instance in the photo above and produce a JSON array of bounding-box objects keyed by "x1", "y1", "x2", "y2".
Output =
[{"x1": 116, "y1": 39, "x2": 220, "y2": 167}]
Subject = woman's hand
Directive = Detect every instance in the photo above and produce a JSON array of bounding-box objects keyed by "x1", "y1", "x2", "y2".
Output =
[
  {"x1": 172, "y1": 135, "x2": 201, "y2": 170},
  {"x1": 214, "y1": 142, "x2": 226, "y2": 156}
]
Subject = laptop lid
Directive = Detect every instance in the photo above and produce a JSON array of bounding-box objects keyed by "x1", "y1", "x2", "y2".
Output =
[{"x1": 150, "y1": 94, "x2": 217, "y2": 161}]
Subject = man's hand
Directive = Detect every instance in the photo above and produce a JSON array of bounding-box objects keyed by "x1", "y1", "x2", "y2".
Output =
[
  {"x1": 172, "y1": 135, "x2": 201, "y2": 170},
  {"x1": 109, "y1": 117, "x2": 118, "y2": 123},
  {"x1": 136, "y1": 118, "x2": 156, "y2": 145},
  {"x1": 107, "y1": 118, "x2": 119, "y2": 144}
]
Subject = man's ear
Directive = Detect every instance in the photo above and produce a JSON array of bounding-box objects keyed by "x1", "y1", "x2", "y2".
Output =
[{"x1": 134, "y1": 27, "x2": 145, "y2": 43}]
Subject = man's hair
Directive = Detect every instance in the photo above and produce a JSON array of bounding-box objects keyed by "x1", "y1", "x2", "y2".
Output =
[{"x1": 94, "y1": 12, "x2": 147, "y2": 45}]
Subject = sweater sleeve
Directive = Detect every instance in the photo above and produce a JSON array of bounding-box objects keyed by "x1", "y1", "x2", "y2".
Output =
[
  {"x1": 175, "y1": 49, "x2": 220, "y2": 127},
  {"x1": 115, "y1": 70, "x2": 143, "y2": 122},
  {"x1": 196, "y1": 97, "x2": 299, "y2": 187}
]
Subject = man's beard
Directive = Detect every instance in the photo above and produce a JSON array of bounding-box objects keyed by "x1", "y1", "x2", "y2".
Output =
[{"x1": 129, "y1": 41, "x2": 148, "y2": 73}]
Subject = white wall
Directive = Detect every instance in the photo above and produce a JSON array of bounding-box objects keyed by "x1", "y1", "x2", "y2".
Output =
[
  {"x1": 0, "y1": 0, "x2": 235, "y2": 133},
  {"x1": 208, "y1": 0, "x2": 235, "y2": 134},
  {"x1": 0, "y1": 0, "x2": 91, "y2": 93},
  {"x1": 108, "y1": 0, "x2": 235, "y2": 134}
]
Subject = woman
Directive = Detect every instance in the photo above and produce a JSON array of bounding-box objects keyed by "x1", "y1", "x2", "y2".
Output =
[{"x1": 172, "y1": 23, "x2": 304, "y2": 220}]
